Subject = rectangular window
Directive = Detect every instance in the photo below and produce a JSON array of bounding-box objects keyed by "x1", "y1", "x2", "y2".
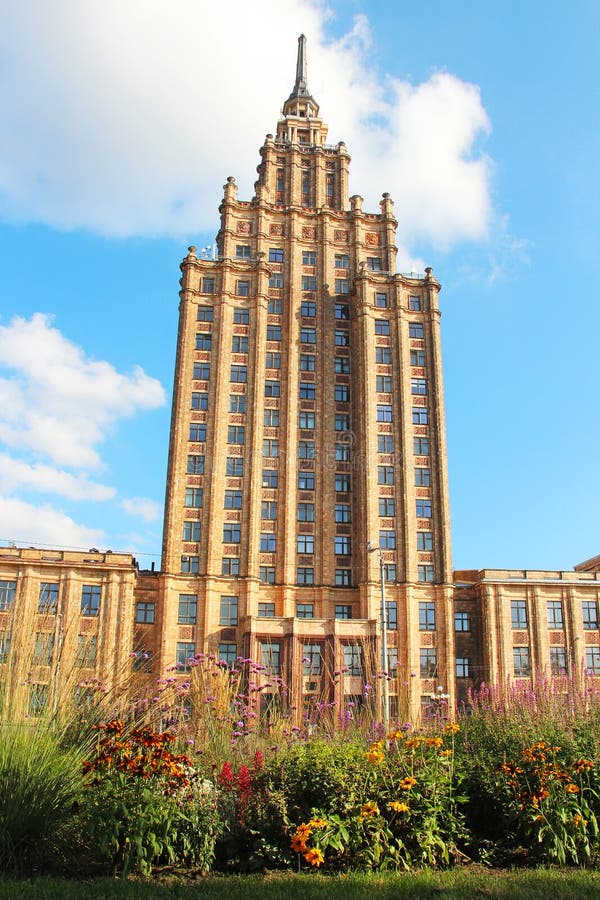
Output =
[
  {"x1": 81, "y1": 585, "x2": 101, "y2": 617},
  {"x1": 296, "y1": 567, "x2": 314, "y2": 585},
  {"x1": 336, "y1": 606, "x2": 352, "y2": 622},
  {"x1": 187, "y1": 454, "x2": 205, "y2": 474},
  {"x1": 300, "y1": 354, "x2": 315, "y2": 371},
  {"x1": 222, "y1": 523, "x2": 241, "y2": 542},
  {"x1": 379, "y1": 497, "x2": 395, "y2": 517},
  {"x1": 268, "y1": 298, "x2": 282, "y2": 314},
  {"x1": 302, "y1": 251, "x2": 317, "y2": 265},
  {"x1": 376, "y1": 375, "x2": 392, "y2": 392},
  {"x1": 302, "y1": 276, "x2": 317, "y2": 291},
  {"x1": 375, "y1": 292, "x2": 388, "y2": 308},
  {"x1": 335, "y1": 385, "x2": 350, "y2": 403},
  {"x1": 297, "y1": 503, "x2": 314, "y2": 522},
  {"x1": 334, "y1": 303, "x2": 349, "y2": 320},
  {"x1": 260, "y1": 532, "x2": 277, "y2": 552},
  {"x1": 233, "y1": 307, "x2": 250, "y2": 324},
  {"x1": 230, "y1": 393, "x2": 246, "y2": 413},
  {"x1": 334, "y1": 535, "x2": 351, "y2": 555},
  {"x1": 411, "y1": 350, "x2": 426, "y2": 366},
  {"x1": 297, "y1": 534, "x2": 314, "y2": 554},
  {"x1": 191, "y1": 392, "x2": 208, "y2": 410},
  {"x1": 301, "y1": 300, "x2": 317, "y2": 317},
  {"x1": 550, "y1": 647, "x2": 566, "y2": 675},
  {"x1": 334, "y1": 356, "x2": 350, "y2": 373},
  {"x1": 263, "y1": 409, "x2": 280, "y2": 427},
  {"x1": 220, "y1": 595, "x2": 239, "y2": 626},
  {"x1": 189, "y1": 423, "x2": 206, "y2": 442},
  {"x1": 219, "y1": 643, "x2": 238, "y2": 666},
  {"x1": 367, "y1": 256, "x2": 382, "y2": 270},
  {"x1": 416, "y1": 499, "x2": 432, "y2": 518},
  {"x1": 258, "y1": 601, "x2": 276, "y2": 616},
  {"x1": 415, "y1": 468, "x2": 431, "y2": 486},
  {"x1": 269, "y1": 273, "x2": 283, "y2": 288},
  {"x1": 232, "y1": 336, "x2": 248, "y2": 353},
  {"x1": 456, "y1": 657, "x2": 470, "y2": 678},
  {"x1": 418, "y1": 565, "x2": 435, "y2": 583},
  {"x1": 266, "y1": 352, "x2": 281, "y2": 369},
  {"x1": 178, "y1": 594, "x2": 197, "y2": 625},
  {"x1": 511, "y1": 600, "x2": 528, "y2": 629},
  {"x1": 547, "y1": 600, "x2": 564, "y2": 629},
  {"x1": 385, "y1": 564, "x2": 397, "y2": 581},
  {"x1": 418, "y1": 601, "x2": 436, "y2": 631},
  {"x1": 135, "y1": 602, "x2": 155, "y2": 624},
  {"x1": 298, "y1": 471, "x2": 315, "y2": 490},
  {"x1": 297, "y1": 603, "x2": 314, "y2": 619},
  {"x1": 300, "y1": 328, "x2": 316, "y2": 344},
  {"x1": 224, "y1": 490, "x2": 243, "y2": 509},
  {"x1": 236, "y1": 281, "x2": 250, "y2": 297},
  {"x1": 420, "y1": 648, "x2": 437, "y2": 678},
  {"x1": 409, "y1": 322, "x2": 424, "y2": 338},
  {"x1": 201, "y1": 277, "x2": 214, "y2": 293},
  {"x1": 334, "y1": 330, "x2": 350, "y2": 346},
  {"x1": 386, "y1": 601, "x2": 398, "y2": 630},
  {"x1": 196, "y1": 306, "x2": 213, "y2": 322},
  {"x1": 299, "y1": 383, "x2": 316, "y2": 400},
  {"x1": 180, "y1": 555, "x2": 199, "y2": 574},
  {"x1": 335, "y1": 443, "x2": 350, "y2": 461},
  {"x1": 334, "y1": 279, "x2": 349, "y2": 295},
  {"x1": 33, "y1": 632, "x2": 54, "y2": 665},
  {"x1": 193, "y1": 362, "x2": 210, "y2": 380},
  {"x1": 377, "y1": 435, "x2": 394, "y2": 453},
  {"x1": 230, "y1": 365, "x2": 247, "y2": 383},
  {"x1": 28, "y1": 684, "x2": 49, "y2": 716},
  {"x1": 269, "y1": 248, "x2": 284, "y2": 262},
  {"x1": 417, "y1": 531, "x2": 433, "y2": 551},
  {"x1": 236, "y1": 244, "x2": 251, "y2": 258},
  {"x1": 409, "y1": 295, "x2": 422, "y2": 311},
  {"x1": 299, "y1": 411, "x2": 315, "y2": 429},
  {"x1": 266, "y1": 325, "x2": 281, "y2": 341},
  {"x1": 411, "y1": 378, "x2": 427, "y2": 395},
  {"x1": 261, "y1": 641, "x2": 281, "y2": 674},
  {"x1": 226, "y1": 457, "x2": 244, "y2": 476},
  {"x1": 378, "y1": 466, "x2": 394, "y2": 485},
  {"x1": 259, "y1": 566, "x2": 276, "y2": 584},
  {"x1": 227, "y1": 426, "x2": 245, "y2": 444},
  {"x1": 335, "y1": 474, "x2": 350, "y2": 492},
  {"x1": 264, "y1": 380, "x2": 280, "y2": 397},
  {"x1": 303, "y1": 643, "x2": 322, "y2": 675},
  {"x1": 583, "y1": 601, "x2": 598, "y2": 630},
  {"x1": 379, "y1": 529, "x2": 396, "y2": 550},
  {"x1": 412, "y1": 407, "x2": 428, "y2": 424},
  {"x1": 513, "y1": 647, "x2": 531, "y2": 677},
  {"x1": 221, "y1": 557, "x2": 240, "y2": 576},
  {"x1": 335, "y1": 569, "x2": 352, "y2": 586},
  {"x1": 38, "y1": 583, "x2": 59, "y2": 615},
  {"x1": 183, "y1": 521, "x2": 201, "y2": 541},
  {"x1": 375, "y1": 319, "x2": 390, "y2": 335},
  {"x1": 414, "y1": 437, "x2": 430, "y2": 455},
  {"x1": 334, "y1": 253, "x2": 349, "y2": 268},
  {"x1": 343, "y1": 645, "x2": 362, "y2": 676},
  {"x1": 454, "y1": 611, "x2": 470, "y2": 632},
  {"x1": 335, "y1": 504, "x2": 351, "y2": 523},
  {"x1": 261, "y1": 502, "x2": 277, "y2": 520},
  {"x1": 335, "y1": 414, "x2": 350, "y2": 431},
  {"x1": 377, "y1": 405, "x2": 392, "y2": 422},
  {"x1": 195, "y1": 333, "x2": 212, "y2": 351},
  {"x1": 263, "y1": 439, "x2": 279, "y2": 458},
  {"x1": 176, "y1": 642, "x2": 196, "y2": 672},
  {"x1": 375, "y1": 346, "x2": 391, "y2": 364},
  {"x1": 184, "y1": 487, "x2": 203, "y2": 508},
  {"x1": 586, "y1": 646, "x2": 600, "y2": 675},
  {"x1": 262, "y1": 469, "x2": 278, "y2": 488}
]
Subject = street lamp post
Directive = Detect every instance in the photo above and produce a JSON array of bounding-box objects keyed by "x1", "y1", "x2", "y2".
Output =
[{"x1": 368, "y1": 542, "x2": 389, "y2": 733}]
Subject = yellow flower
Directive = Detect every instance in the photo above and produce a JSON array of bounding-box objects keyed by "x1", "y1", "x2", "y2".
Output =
[
  {"x1": 439, "y1": 749, "x2": 452, "y2": 757},
  {"x1": 304, "y1": 847, "x2": 324, "y2": 867},
  {"x1": 573, "y1": 814, "x2": 583, "y2": 827},
  {"x1": 573, "y1": 759, "x2": 595, "y2": 773},
  {"x1": 365, "y1": 749, "x2": 385, "y2": 765},
  {"x1": 444, "y1": 723, "x2": 460, "y2": 735},
  {"x1": 400, "y1": 776, "x2": 417, "y2": 790},
  {"x1": 388, "y1": 801, "x2": 410, "y2": 813},
  {"x1": 405, "y1": 738, "x2": 423, "y2": 749},
  {"x1": 426, "y1": 737, "x2": 443, "y2": 748},
  {"x1": 388, "y1": 730, "x2": 405, "y2": 741},
  {"x1": 360, "y1": 801, "x2": 380, "y2": 818},
  {"x1": 308, "y1": 818, "x2": 328, "y2": 829},
  {"x1": 565, "y1": 783, "x2": 580, "y2": 793}
]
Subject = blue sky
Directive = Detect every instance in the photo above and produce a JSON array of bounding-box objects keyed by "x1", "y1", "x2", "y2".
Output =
[{"x1": 0, "y1": 0, "x2": 598, "y2": 571}]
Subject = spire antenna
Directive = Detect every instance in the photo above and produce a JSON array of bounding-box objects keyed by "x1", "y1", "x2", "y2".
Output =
[{"x1": 295, "y1": 34, "x2": 308, "y2": 95}]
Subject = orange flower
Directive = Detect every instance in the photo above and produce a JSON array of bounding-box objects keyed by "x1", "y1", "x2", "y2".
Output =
[
  {"x1": 426, "y1": 737, "x2": 443, "y2": 748},
  {"x1": 573, "y1": 759, "x2": 595, "y2": 773},
  {"x1": 360, "y1": 801, "x2": 380, "y2": 818},
  {"x1": 565, "y1": 783, "x2": 580, "y2": 793},
  {"x1": 304, "y1": 847, "x2": 324, "y2": 867},
  {"x1": 400, "y1": 776, "x2": 417, "y2": 790},
  {"x1": 444, "y1": 723, "x2": 460, "y2": 735},
  {"x1": 439, "y1": 749, "x2": 452, "y2": 758},
  {"x1": 291, "y1": 836, "x2": 308, "y2": 853}
]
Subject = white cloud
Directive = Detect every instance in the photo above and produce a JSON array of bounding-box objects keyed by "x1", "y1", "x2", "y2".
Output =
[
  {"x1": 0, "y1": 1, "x2": 493, "y2": 255},
  {"x1": 121, "y1": 497, "x2": 162, "y2": 522},
  {"x1": 0, "y1": 313, "x2": 166, "y2": 468},
  {"x1": 0, "y1": 453, "x2": 115, "y2": 501},
  {"x1": 0, "y1": 496, "x2": 104, "y2": 549}
]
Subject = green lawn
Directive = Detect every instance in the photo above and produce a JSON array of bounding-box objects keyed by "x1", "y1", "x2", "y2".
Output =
[{"x1": 3, "y1": 869, "x2": 600, "y2": 899}]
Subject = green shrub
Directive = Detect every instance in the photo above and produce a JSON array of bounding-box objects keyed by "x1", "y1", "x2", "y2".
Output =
[{"x1": 0, "y1": 721, "x2": 86, "y2": 873}]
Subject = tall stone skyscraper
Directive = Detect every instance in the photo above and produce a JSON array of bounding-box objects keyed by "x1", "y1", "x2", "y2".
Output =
[{"x1": 160, "y1": 35, "x2": 455, "y2": 718}]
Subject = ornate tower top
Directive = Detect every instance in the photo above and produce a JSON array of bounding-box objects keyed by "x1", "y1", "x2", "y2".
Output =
[{"x1": 282, "y1": 34, "x2": 320, "y2": 119}]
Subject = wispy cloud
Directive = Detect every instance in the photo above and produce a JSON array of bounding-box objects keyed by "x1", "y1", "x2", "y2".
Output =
[
  {"x1": 0, "y1": 453, "x2": 115, "y2": 501},
  {"x1": 121, "y1": 497, "x2": 162, "y2": 523},
  {"x1": 0, "y1": 496, "x2": 104, "y2": 549}
]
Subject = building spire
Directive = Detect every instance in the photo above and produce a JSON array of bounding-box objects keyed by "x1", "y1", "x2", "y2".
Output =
[
  {"x1": 293, "y1": 34, "x2": 309, "y2": 97},
  {"x1": 280, "y1": 33, "x2": 321, "y2": 122}
]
